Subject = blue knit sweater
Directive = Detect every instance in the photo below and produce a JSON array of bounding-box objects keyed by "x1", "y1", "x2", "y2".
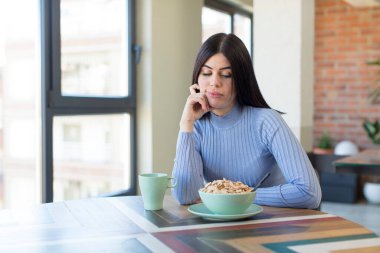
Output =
[{"x1": 172, "y1": 104, "x2": 321, "y2": 209}]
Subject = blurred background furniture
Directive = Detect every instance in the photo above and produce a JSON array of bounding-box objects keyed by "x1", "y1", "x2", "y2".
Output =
[
  {"x1": 334, "y1": 148, "x2": 380, "y2": 204},
  {"x1": 308, "y1": 153, "x2": 358, "y2": 203},
  {"x1": 334, "y1": 149, "x2": 380, "y2": 176}
]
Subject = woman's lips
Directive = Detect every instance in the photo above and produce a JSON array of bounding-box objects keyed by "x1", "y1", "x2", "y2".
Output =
[{"x1": 208, "y1": 91, "x2": 223, "y2": 98}]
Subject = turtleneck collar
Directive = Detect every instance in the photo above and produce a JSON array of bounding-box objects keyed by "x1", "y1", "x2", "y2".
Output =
[{"x1": 209, "y1": 103, "x2": 243, "y2": 129}]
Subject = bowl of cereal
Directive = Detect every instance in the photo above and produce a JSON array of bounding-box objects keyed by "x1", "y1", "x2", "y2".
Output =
[{"x1": 199, "y1": 179, "x2": 255, "y2": 215}]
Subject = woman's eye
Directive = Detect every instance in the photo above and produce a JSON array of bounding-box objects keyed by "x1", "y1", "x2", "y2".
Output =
[
  {"x1": 221, "y1": 73, "x2": 232, "y2": 78},
  {"x1": 201, "y1": 72, "x2": 212, "y2": 76}
]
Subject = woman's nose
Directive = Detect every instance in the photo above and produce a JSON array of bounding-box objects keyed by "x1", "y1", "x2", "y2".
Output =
[{"x1": 210, "y1": 74, "x2": 220, "y2": 87}]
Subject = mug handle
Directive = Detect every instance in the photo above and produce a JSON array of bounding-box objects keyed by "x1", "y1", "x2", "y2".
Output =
[{"x1": 167, "y1": 177, "x2": 177, "y2": 188}]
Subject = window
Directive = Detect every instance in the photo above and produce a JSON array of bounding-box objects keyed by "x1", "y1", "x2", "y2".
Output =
[
  {"x1": 60, "y1": 0, "x2": 129, "y2": 97},
  {"x1": 0, "y1": 0, "x2": 136, "y2": 208},
  {"x1": 202, "y1": 0, "x2": 253, "y2": 55},
  {"x1": 53, "y1": 114, "x2": 131, "y2": 201},
  {"x1": 202, "y1": 7, "x2": 231, "y2": 37},
  {"x1": 42, "y1": 0, "x2": 137, "y2": 203}
]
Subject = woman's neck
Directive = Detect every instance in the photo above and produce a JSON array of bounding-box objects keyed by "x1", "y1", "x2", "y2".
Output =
[
  {"x1": 209, "y1": 103, "x2": 243, "y2": 128},
  {"x1": 211, "y1": 102, "x2": 236, "y2": 116}
]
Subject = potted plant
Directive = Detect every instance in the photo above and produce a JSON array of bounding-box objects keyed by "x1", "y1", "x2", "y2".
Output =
[
  {"x1": 363, "y1": 119, "x2": 380, "y2": 145},
  {"x1": 364, "y1": 178, "x2": 380, "y2": 204},
  {"x1": 313, "y1": 131, "x2": 334, "y2": 154}
]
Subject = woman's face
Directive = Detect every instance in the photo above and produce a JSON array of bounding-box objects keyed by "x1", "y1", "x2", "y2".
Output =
[{"x1": 197, "y1": 53, "x2": 236, "y2": 116}]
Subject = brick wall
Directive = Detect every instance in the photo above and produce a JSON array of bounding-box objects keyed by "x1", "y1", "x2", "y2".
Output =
[{"x1": 315, "y1": 0, "x2": 380, "y2": 149}]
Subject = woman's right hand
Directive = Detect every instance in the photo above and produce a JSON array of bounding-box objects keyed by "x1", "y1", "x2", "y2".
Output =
[{"x1": 179, "y1": 84, "x2": 210, "y2": 132}]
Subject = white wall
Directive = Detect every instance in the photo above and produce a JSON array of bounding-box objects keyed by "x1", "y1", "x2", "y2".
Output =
[
  {"x1": 253, "y1": 0, "x2": 314, "y2": 150},
  {"x1": 136, "y1": 0, "x2": 203, "y2": 178}
]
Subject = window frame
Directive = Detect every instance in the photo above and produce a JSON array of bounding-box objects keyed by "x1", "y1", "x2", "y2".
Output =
[
  {"x1": 204, "y1": 0, "x2": 253, "y2": 54},
  {"x1": 40, "y1": 0, "x2": 137, "y2": 202}
]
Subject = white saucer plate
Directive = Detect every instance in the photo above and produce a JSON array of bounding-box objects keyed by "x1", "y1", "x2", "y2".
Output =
[{"x1": 188, "y1": 203, "x2": 263, "y2": 221}]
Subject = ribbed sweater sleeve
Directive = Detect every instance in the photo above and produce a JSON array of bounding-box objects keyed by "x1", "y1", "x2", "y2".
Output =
[
  {"x1": 254, "y1": 110, "x2": 322, "y2": 209},
  {"x1": 171, "y1": 132, "x2": 204, "y2": 204}
]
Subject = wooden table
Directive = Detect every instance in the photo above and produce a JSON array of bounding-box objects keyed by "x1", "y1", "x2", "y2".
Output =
[
  {"x1": 0, "y1": 196, "x2": 379, "y2": 252},
  {"x1": 334, "y1": 148, "x2": 380, "y2": 175}
]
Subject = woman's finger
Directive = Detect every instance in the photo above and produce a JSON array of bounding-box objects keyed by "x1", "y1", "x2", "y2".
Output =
[
  {"x1": 189, "y1": 84, "x2": 200, "y2": 94},
  {"x1": 189, "y1": 94, "x2": 209, "y2": 112}
]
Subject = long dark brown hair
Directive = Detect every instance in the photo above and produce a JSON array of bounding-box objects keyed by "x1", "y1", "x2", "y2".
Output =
[{"x1": 192, "y1": 33, "x2": 272, "y2": 109}]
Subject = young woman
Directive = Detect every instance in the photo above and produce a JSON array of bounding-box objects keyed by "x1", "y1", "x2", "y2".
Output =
[{"x1": 172, "y1": 33, "x2": 321, "y2": 209}]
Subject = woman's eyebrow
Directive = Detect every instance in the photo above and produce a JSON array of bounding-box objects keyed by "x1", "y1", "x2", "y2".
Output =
[{"x1": 203, "y1": 64, "x2": 232, "y2": 70}]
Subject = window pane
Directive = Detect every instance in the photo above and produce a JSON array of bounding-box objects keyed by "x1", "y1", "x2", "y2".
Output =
[
  {"x1": 234, "y1": 14, "x2": 252, "y2": 55},
  {"x1": 60, "y1": 0, "x2": 128, "y2": 97},
  {"x1": 202, "y1": 7, "x2": 231, "y2": 42},
  {"x1": 0, "y1": 0, "x2": 39, "y2": 209},
  {"x1": 53, "y1": 114, "x2": 131, "y2": 201}
]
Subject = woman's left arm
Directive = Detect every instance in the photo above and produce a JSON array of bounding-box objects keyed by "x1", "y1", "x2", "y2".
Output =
[{"x1": 254, "y1": 111, "x2": 322, "y2": 209}]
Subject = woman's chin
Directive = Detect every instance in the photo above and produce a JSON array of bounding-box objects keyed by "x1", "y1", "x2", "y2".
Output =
[{"x1": 208, "y1": 101, "x2": 222, "y2": 109}]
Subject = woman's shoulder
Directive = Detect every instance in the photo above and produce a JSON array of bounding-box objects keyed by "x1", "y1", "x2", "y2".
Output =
[
  {"x1": 244, "y1": 107, "x2": 288, "y2": 144},
  {"x1": 244, "y1": 106, "x2": 282, "y2": 122}
]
